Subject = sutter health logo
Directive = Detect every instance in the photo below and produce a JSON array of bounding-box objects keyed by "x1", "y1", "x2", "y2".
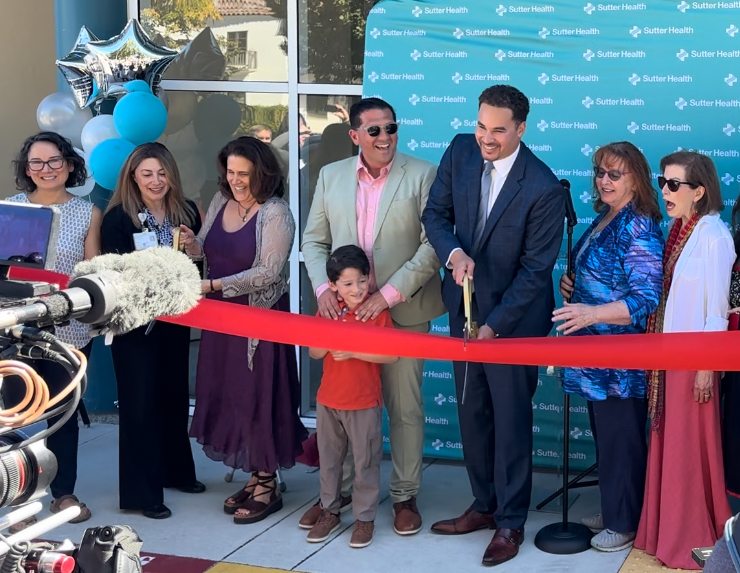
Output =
[
  {"x1": 585, "y1": 2, "x2": 647, "y2": 11},
  {"x1": 538, "y1": 120, "x2": 598, "y2": 131},
  {"x1": 454, "y1": 27, "x2": 511, "y2": 37},
  {"x1": 584, "y1": 48, "x2": 646, "y2": 60},
  {"x1": 538, "y1": 73, "x2": 599, "y2": 83}
]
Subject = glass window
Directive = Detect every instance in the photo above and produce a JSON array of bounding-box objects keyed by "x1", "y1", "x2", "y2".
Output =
[
  {"x1": 140, "y1": 0, "x2": 288, "y2": 81},
  {"x1": 299, "y1": 263, "x2": 320, "y2": 416},
  {"x1": 296, "y1": 94, "x2": 362, "y2": 416},
  {"x1": 296, "y1": 94, "x2": 361, "y2": 237},
  {"x1": 298, "y1": 0, "x2": 380, "y2": 84},
  {"x1": 158, "y1": 90, "x2": 289, "y2": 210}
]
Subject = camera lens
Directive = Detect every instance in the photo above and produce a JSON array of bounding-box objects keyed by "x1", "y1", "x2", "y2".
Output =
[{"x1": 0, "y1": 433, "x2": 56, "y2": 509}]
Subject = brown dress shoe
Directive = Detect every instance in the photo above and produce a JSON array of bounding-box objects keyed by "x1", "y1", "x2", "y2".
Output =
[
  {"x1": 392, "y1": 497, "x2": 422, "y2": 535},
  {"x1": 482, "y1": 528, "x2": 524, "y2": 567},
  {"x1": 431, "y1": 508, "x2": 497, "y2": 535},
  {"x1": 349, "y1": 520, "x2": 375, "y2": 548},
  {"x1": 306, "y1": 511, "x2": 341, "y2": 543},
  {"x1": 298, "y1": 496, "x2": 352, "y2": 529}
]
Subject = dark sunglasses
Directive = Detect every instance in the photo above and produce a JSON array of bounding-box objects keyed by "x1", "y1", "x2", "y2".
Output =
[
  {"x1": 658, "y1": 176, "x2": 698, "y2": 193},
  {"x1": 357, "y1": 122, "x2": 399, "y2": 137},
  {"x1": 595, "y1": 168, "x2": 630, "y2": 182}
]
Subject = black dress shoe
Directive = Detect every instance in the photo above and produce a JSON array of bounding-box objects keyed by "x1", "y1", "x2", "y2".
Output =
[
  {"x1": 142, "y1": 504, "x2": 172, "y2": 519},
  {"x1": 177, "y1": 481, "x2": 206, "y2": 494}
]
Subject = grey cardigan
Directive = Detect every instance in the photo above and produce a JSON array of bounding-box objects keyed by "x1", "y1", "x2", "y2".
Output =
[{"x1": 192, "y1": 193, "x2": 295, "y2": 368}]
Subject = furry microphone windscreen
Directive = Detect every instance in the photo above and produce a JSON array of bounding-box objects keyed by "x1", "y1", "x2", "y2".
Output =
[{"x1": 71, "y1": 247, "x2": 202, "y2": 335}]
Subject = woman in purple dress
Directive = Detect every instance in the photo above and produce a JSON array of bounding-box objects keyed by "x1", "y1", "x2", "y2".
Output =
[{"x1": 180, "y1": 137, "x2": 307, "y2": 524}]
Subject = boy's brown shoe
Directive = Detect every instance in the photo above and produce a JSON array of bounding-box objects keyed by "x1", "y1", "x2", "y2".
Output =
[
  {"x1": 306, "y1": 510, "x2": 341, "y2": 543},
  {"x1": 349, "y1": 520, "x2": 375, "y2": 548}
]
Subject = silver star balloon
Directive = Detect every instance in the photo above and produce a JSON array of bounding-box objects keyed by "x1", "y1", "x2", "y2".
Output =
[
  {"x1": 56, "y1": 19, "x2": 178, "y2": 110},
  {"x1": 56, "y1": 26, "x2": 100, "y2": 109}
]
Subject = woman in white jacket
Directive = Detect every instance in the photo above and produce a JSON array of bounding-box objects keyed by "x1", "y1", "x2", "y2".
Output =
[{"x1": 635, "y1": 151, "x2": 735, "y2": 570}]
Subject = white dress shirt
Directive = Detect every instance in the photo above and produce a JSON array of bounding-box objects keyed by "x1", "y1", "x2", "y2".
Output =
[
  {"x1": 447, "y1": 143, "x2": 522, "y2": 267},
  {"x1": 663, "y1": 213, "x2": 736, "y2": 333}
]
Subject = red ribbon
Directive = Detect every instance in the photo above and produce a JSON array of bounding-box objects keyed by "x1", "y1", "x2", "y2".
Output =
[{"x1": 9, "y1": 267, "x2": 740, "y2": 371}]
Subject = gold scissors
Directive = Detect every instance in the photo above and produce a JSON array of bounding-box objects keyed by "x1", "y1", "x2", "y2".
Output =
[{"x1": 461, "y1": 275, "x2": 478, "y2": 404}]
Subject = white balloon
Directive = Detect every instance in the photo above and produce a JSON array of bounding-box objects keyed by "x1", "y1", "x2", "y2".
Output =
[
  {"x1": 80, "y1": 114, "x2": 120, "y2": 154},
  {"x1": 36, "y1": 92, "x2": 92, "y2": 149},
  {"x1": 69, "y1": 147, "x2": 95, "y2": 196}
]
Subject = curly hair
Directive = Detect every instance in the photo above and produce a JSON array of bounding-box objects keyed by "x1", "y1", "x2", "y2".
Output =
[
  {"x1": 13, "y1": 132, "x2": 87, "y2": 192},
  {"x1": 216, "y1": 136, "x2": 285, "y2": 203},
  {"x1": 478, "y1": 85, "x2": 530, "y2": 124}
]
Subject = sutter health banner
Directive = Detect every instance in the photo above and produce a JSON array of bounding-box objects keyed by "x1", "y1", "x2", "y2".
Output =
[{"x1": 369, "y1": 0, "x2": 739, "y2": 471}]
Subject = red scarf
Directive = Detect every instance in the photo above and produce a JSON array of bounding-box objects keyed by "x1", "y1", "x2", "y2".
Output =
[{"x1": 646, "y1": 214, "x2": 701, "y2": 430}]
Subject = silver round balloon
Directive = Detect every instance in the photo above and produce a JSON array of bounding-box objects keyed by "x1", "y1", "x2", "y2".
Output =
[
  {"x1": 80, "y1": 114, "x2": 119, "y2": 154},
  {"x1": 36, "y1": 92, "x2": 92, "y2": 149}
]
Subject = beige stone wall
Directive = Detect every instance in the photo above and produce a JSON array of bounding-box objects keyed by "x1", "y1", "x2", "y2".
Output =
[{"x1": 0, "y1": 0, "x2": 57, "y2": 198}]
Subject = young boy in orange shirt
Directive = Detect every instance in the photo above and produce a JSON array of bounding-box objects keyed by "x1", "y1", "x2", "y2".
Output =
[{"x1": 306, "y1": 245, "x2": 397, "y2": 549}]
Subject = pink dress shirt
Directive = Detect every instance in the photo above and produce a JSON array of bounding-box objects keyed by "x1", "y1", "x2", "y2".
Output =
[{"x1": 316, "y1": 154, "x2": 405, "y2": 307}]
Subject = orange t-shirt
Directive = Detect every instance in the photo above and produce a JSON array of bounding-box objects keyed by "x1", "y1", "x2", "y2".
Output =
[{"x1": 316, "y1": 304, "x2": 395, "y2": 410}]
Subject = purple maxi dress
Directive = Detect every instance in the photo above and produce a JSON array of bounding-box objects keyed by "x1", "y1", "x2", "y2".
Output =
[{"x1": 190, "y1": 206, "x2": 307, "y2": 473}]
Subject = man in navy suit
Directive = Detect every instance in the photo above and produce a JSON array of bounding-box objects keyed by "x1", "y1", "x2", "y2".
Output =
[{"x1": 422, "y1": 85, "x2": 565, "y2": 567}]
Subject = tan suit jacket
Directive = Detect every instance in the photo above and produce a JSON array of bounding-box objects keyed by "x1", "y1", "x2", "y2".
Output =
[{"x1": 302, "y1": 152, "x2": 445, "y2": 326}]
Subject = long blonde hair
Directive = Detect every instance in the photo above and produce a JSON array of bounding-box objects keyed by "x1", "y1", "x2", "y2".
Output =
[{"x1": 105, "y1": 142, "x2": 196, "y2": 229}]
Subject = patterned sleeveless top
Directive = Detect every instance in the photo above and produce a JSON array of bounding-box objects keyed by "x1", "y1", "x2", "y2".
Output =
[{"x1": 8, "y1": 193, "x2": 94, "y2": 349}]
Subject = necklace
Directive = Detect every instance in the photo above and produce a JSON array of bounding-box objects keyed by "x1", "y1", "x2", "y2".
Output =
[{"x1": 236, "y1": 199, "x2": 257, "y2": 222}]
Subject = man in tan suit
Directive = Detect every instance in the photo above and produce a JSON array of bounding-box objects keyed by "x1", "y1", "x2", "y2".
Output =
[{"x1": 301, "y1": 98, "x2": 445, "y2": 536}]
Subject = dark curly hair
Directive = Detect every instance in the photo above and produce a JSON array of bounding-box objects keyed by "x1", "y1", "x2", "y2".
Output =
[
  {"x1": 13, "y1": 132, "x2": 87, "y2": 193},
  {"x1": 216, "y1": 136, "x2": 285, "y2": 203},
  {"x1": 478, "y1": 85, "x2": 530, "y2": 124}
]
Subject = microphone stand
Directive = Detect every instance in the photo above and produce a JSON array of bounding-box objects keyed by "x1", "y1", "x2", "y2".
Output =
[{"x1": 534, "y1": 180, "x2": 594, "y2": 554}]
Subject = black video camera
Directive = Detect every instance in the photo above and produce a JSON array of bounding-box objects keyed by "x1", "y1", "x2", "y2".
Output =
[{"x1": 0, "y1": 200, "x2": 142, "y2": 573}]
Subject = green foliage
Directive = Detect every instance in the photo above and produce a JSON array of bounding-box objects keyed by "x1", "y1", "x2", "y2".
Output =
[
  {"x1": 239, "y1": 104, "x2": 288, "y2": 134},
  {"x1": 142, "y1": 0, "x2": 222, "y2": 35}
]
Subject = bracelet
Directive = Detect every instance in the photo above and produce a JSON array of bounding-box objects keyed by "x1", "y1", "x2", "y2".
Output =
[{"x1": 210, "y1": 279, "x2": 214, "y2": 293}]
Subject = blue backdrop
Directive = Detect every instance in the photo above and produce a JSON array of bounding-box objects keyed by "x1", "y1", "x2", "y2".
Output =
[{"x1": 369, "y1": 0, "x2": 739, "y2": 470}]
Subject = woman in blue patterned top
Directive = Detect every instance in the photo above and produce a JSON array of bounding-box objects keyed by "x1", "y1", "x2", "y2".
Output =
[{"x1": 552, "y1": 142, "x2": 663, "y2": 553}]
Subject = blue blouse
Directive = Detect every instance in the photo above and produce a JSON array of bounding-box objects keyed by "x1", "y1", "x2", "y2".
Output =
[{"x1": 563, "y1": 203, "x2": 664, "y2": 400}]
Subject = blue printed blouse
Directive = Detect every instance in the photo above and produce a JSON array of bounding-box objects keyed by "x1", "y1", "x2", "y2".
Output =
[{"x1": 562, "y1": 202, "x2": 664, "y2": 400}]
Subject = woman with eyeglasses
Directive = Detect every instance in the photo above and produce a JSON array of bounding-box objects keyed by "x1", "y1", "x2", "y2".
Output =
[
  {"x1": 553, "y1": 141, "x2": 664, "y2": 552},
  {"x1": 634, "y1": 151, "x2": 734, "y2": 570},
  {"x1": 6, "y1": 132, "x2": 103, "y2": 531}
]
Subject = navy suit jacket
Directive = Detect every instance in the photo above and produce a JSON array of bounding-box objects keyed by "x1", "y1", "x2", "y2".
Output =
[{"x1": 422, "y1": 135, "x2": 565, "y2": 338}]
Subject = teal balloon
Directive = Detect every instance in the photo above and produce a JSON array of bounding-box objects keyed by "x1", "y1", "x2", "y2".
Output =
[
  {"x1": 125, "y1": 80, "x2": 152, "y2": 93},
  {"x1": 113, "y1": 91, "x2": 167, "y2": 145},
  {"x1": 89, "y1": 138, "x2": 136, "y2": 190}
]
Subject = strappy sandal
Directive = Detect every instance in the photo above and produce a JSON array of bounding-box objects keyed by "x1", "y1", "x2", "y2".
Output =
[
  {"x1": 223, "y1": 472, "x2": 258, "y2": 514},
  {"x1": 233, "y1": 473, "x2": 283, "y2": 525},
  {"x1": 50, "y1": 495, "x2": 91, "y2": 524}
]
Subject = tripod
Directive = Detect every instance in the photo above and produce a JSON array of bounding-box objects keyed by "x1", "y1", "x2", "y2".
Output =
[{"x1": 534, "y1": 180, "x2": 595, "y2": 554}]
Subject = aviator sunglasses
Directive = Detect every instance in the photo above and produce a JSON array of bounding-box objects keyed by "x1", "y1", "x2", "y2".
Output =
[
  {"x1": 658, "y1": 176, "x2": 699, "y2": 193},
  {"x1": 356, "y1": 122, "x2": 399, "y2": 137}
]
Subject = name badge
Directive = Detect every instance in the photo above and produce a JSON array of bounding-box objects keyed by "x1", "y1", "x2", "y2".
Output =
[{"x1": 133, "y1": 231, "x2": 158, "y2": 251}]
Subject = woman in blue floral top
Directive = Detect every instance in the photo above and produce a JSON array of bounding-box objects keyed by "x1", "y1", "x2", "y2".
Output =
[{"x1": 552, "y1": 142, "x2": 664, "y2": 553}]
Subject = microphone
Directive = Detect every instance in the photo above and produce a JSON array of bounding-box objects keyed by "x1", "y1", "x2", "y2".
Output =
[
  {"x1": 560, "y1": 179, "x2": 577, "y2": 229},
  {"x1": 70, "y1": 247, "x2": 202, "y2": 335},
  {"x1": 0, "y1": 248, "x2": 201, "y2": 335}
]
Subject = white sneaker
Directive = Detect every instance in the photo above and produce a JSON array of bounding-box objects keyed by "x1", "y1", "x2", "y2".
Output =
[
  {"x1": 581, "y1": 513, "x2": 604, "y2": 532},
  {"x1": 590, "y1": 529, "x2": 636, "y2": 552}
]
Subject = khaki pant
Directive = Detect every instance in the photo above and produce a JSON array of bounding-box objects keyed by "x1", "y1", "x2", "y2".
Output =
[
  {"x1": 317, "y1": 403, "x2": 382, "y2": 522},
  {"x1": 341, "y1": 321, "x2": 428, "y2": 503}
]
